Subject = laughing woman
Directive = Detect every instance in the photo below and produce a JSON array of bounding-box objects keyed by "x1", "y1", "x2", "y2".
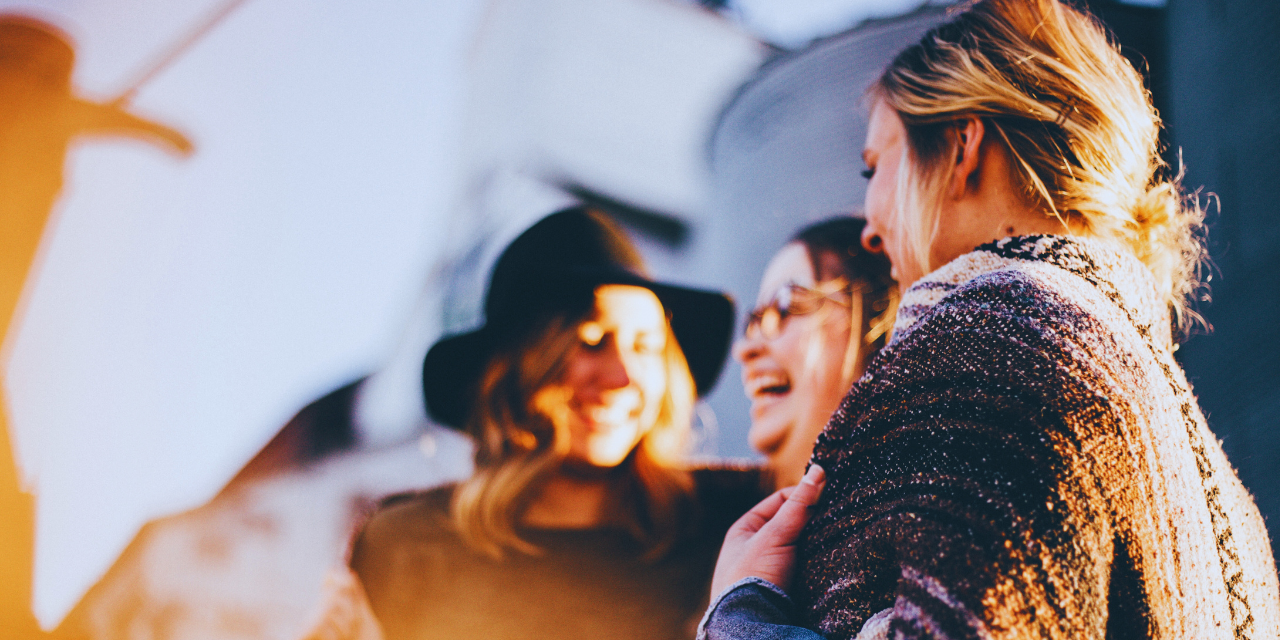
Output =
[
  {"x1": 705, "y1": 1, "x2": 1280, "y2": 638},
  {"x1": 735, "y1": 217, "x2": 896, "y2": 489},
  {"x1": 334, "y1": 208, "x2": 766, "y2": 640}
]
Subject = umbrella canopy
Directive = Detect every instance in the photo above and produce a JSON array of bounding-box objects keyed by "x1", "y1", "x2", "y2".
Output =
[
  {"x1": 0, "y1": 0, "x2": 487, "y2": 627},
  {"x1": 0, "y1": 0, "x2": 763, "y2": 629}
]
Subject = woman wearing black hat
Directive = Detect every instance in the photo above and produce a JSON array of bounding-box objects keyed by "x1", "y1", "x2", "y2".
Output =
[{"x1": 308, "y1": 208, "x2": 767, "y2": 640}]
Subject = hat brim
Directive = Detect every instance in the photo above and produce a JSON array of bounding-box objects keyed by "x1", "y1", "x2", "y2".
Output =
[
  {"x1": 640, "y1": 280, "x2": 736, "y2": 396},
  {"x1": 422, "y1": 328, "x2": 496, "y2": 429},
  {"x1": 423, "y1": 273, "x2": 734, "y2": 429}
]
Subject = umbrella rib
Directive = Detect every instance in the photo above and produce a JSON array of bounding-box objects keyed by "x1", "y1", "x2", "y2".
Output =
[{"x1": 111, "y1": 0, "x2": 255, "y2": 106}]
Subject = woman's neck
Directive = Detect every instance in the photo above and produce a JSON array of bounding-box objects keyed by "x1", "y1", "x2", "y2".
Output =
[
  {"x1": 520, "y1": 471, "x2": 614, "y2": 529},
  {"x1": 927, "y1": 138, "x2": 1089, "y2": 280}
]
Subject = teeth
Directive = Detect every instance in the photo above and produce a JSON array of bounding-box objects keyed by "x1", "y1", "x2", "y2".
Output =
[
  {"x1": 582, "y1": 395, "x2": 641, "y2": 426},
  {"x1": 745, "y1": 372, "x2": 791, "y2": 397},
  {"x1": 590, "y1": 404, "x2": 633, "y2": 423}
]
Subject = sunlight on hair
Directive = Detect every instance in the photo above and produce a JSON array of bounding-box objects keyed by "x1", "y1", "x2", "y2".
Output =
[{"x1": 874, "y1": 0, "x2": 1206, "y2": 338}]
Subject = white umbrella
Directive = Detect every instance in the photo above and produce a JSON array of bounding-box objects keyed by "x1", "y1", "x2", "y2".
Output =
[
  {"x1": 1, "y1": 0, "x2": 487, "y2": 627},
  {"x1": 0, "y1": 0, "x2": 764, "y2": 631}
]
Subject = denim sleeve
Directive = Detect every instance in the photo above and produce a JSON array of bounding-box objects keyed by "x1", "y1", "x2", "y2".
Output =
[{"x1": 696, "y1": 578, "x2": 827, "y2": 640}]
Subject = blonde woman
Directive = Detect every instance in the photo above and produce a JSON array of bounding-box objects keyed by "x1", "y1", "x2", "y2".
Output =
[
  {"x1": 735, "y1": 217, "x2": 896, "y2": 489},
  {"x1": 707, "y1": 1, "x2": 1280, "y2": 639},
  {"x1": 327, "y1": 208, "x2": 766, "y2": 640}
]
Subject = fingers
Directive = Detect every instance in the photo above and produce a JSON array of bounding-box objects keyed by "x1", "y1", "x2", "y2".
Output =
[
  {"x1": 761, "y1": 464, "x2": 826, "y2": 543},
  {"x1": 710, "y1": 465, "x2": 829, "y2": 596},
  {"x1": 732, "y1": 487, "x2": 790, "y2": 534},
  {"x1": 786, "y1": 464, "x2": 825, "y2": 508}
]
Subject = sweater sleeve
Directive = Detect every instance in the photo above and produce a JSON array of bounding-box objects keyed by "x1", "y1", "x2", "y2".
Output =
[
  {"x1": 698, "y1": 579, "x2": 896, "y2": 640},
  {"x1": 798, "y1": 279, "x2": 1119, "y2": 639},
  {"x1": 697, "y1": 578, "x2": 825, "y2": 640}
]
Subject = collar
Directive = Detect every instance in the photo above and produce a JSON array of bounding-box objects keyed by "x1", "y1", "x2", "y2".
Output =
[{"x1": 890, "y1": 235, "x2": 1169, "y2": 347}]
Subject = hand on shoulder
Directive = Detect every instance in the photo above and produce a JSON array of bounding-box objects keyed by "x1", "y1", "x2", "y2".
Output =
[{"x1": 710, "y1": 464, "x2": 826, "y2": 597}]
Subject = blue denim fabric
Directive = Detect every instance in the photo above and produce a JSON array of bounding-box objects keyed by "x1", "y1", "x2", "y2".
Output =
[{"x1": 696, "y1": 578, "x2": 827, "y2": 640}]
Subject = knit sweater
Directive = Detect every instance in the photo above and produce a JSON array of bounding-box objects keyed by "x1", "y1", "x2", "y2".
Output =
[{"x1": 798, "y1": 235, "x2": 1280, "y2": 639}]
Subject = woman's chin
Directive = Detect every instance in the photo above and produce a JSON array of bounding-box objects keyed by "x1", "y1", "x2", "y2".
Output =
[
  {"x1": 559, "y1": 456, "x2": 626, "y2": 479},
  {"x1": 566, "y1": 425, "x2": 642, "y2": 470},
  {"x1": 747, "y1": 414, "x2": 792, "y2": 457},
  {"x1": 585, "y1": 449, "x2": 632, "y2": 468},
  {"x1": 769, "y1": 461, "x2": 805, "y2": 489},
  {"x1": 750, "y1": 392, "x2": 794, "y2": 425}
]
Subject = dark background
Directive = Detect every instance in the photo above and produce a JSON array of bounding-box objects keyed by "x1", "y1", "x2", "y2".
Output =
[
  {"x1": 1165, "y1": 0, "x2": 1280, "y2": 560},
  {"x1": 1095, "y1": 0, "x2": 1280, "y2": 560}
]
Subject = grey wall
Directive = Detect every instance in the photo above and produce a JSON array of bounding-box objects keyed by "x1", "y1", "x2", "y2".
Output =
[
  {"x1": 703, "y1": 8, "x2": 948, "y2": 459},
  {"x1": 1165, "y1": 0, "x2": 1280, "y2": 559}
]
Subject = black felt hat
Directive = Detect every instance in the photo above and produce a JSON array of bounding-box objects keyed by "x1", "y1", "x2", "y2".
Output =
[{"x1": 423, "y1": 207, "x2": 734, "y2": 429}]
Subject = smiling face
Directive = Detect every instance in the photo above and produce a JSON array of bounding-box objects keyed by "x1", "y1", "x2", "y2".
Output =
[
  {"x1": 733, "y1": 243, "x2": 860, "y2": 487},
  {"x1": 542, "y1": 284, "x2": 670, "y2": 469}
]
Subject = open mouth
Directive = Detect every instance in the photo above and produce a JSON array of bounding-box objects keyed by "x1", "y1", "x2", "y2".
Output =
[
  {"x1": 577, "y1": 398, "x2": 641, "y2": 432},
  {"x1": 745, "y1": 372, "x2": 792, "y2": 399}
]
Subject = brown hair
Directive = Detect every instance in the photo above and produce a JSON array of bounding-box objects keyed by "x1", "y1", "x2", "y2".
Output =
[
  {"x1": 793, "y1": 215, "x2": 896, "y2": 355},
  {"x1": 793, "y1": 216, "x2": 899, "y2": 378},
  {"x1": 451, "y1": 304, "x2": 696, "y2": 560},
  {"x1": 873, "y1": 0, "x2": 1206, "y2": 337}
]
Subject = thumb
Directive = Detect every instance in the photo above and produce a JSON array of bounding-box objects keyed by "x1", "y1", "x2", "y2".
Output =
[{"x1": 761, "y1": 464, "x2": 826, "y2": 543}]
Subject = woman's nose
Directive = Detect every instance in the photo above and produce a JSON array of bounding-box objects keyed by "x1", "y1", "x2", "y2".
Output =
[
  {"x1": 597, "y1": 345, "x2": 633, "y2": 390},
  {"x1": 733, "y1": 331, "x2": 766, "y2": 364},
  {"x1": 861, "y1": 225, "x2": 884, "y2": 255}
]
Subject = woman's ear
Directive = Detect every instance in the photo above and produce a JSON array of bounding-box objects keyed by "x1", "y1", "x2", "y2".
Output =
[{"x1": 948, "y1": 116, "x2": 986, "y2": 199}]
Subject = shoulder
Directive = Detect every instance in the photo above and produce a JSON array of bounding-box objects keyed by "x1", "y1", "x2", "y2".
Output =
[
  {"x1": 892, "y1": 236, "x2": 1163, "y2": 351},
  {"x1": 352, "y1": 484, "x2": 457, "y2": 563},
  {"x1": 885, "y1": 262, "x2": 1124, "y2": 378},
  {"x1": 349, "y1": 485, "x2": 472, "y2": 621},
  {"x1": 825, "y1": 249, "x2": 1123, "y2": 451},
  {"x1": 371, "y1": 484, "x2": 453, "y2": 523},
  {"x1": 921, "y1": 262, "x2": 1081, "y2": 326},
  {"x1": 824, "y1": 241, "x2": 1153, "y2": 455}
]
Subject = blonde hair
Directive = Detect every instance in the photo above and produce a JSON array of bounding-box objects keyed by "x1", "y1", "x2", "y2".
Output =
[
  {"x1": 451, "y1": 307, "x2": 696, "y2": 560},
  {"x1": 873, "y1": 0, "x2": 1207, "y2": 336}
]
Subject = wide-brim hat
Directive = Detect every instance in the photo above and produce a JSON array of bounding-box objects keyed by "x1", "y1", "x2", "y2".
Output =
[{"x1": 423, "y1": 207, "x2": 734, "y2": 429}]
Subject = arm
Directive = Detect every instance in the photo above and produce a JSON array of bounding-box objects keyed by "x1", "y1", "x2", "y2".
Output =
[
  {"x1": 699, "y1": 578, "x2": 826, "y2": 640},
  {"x1": 800, "y1": 295, "x2": 1117, "y2": 639}
]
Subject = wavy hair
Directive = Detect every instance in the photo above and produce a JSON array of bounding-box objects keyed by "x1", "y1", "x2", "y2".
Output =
[
  {"x1": 451, "y1": 306, "x2": 696, "y2": 560},
  {"x1": 873, "y1": 0, "x2": 1207, "y2": 338}
]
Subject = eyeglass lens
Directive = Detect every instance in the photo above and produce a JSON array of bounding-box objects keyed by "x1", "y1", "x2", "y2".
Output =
[
  {"x1": 744, "y1": 280, "x2": 852, "y2": 340},
  {"x1": 745, "y1": 285, "x2": 794, "y2": 340}
]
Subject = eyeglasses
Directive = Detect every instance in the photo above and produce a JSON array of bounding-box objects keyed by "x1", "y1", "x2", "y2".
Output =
[{"x1": 744, "y1": 278, "x2": 852, "y2": 340}]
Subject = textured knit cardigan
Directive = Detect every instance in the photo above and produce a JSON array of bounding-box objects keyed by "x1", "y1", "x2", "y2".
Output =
[{"x1": 797, "y1": 235, "x2": 1280, "y2": 639}]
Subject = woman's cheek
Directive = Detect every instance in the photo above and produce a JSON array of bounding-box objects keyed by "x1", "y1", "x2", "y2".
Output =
[{"x1": 636, "y1": 358, "x2": 666, "y2": 419}]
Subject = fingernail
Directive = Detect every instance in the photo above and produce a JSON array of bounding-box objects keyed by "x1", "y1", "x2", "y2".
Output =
[{"x1": 803, "y1": 463, "x2": 825, "y2": 486}]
